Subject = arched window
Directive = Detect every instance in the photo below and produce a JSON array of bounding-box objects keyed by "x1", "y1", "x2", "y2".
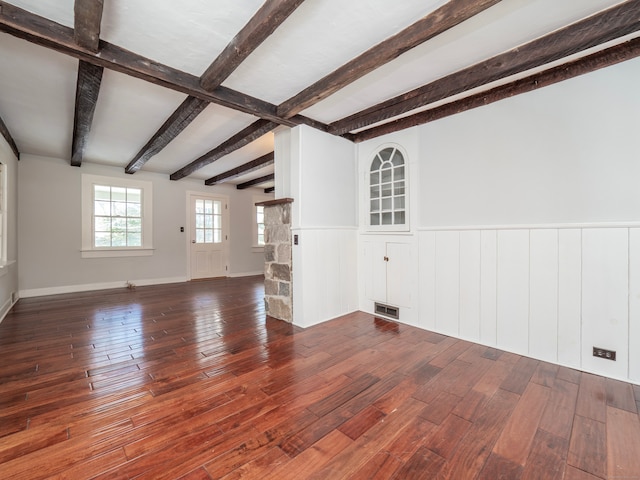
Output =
[{"x1": 369, "y1": 146, "x2": 406, "y2": 227}]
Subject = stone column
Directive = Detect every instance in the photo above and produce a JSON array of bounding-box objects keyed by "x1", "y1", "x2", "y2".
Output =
[{"x1": 257, "y1": 198, "x2": 293, "y2": 322}]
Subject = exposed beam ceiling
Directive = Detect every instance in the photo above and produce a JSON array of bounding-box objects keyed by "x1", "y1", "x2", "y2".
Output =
[
  {"x1": 352, "y1": 36, "x2": 640, "y2": 143},
  {"x1": 71, "y1": 61, "x2": 103, "y2": 167},
  {"x1": 237, "y1": 173, "x2": 275, "y2": 190},
  {"x1": 0, "y1": 114, "x2": 19, "y2": 159},
  {"x1": 170, "y1": 119, "x2": 277, "y2": 181},
  {"x1": 1, "y1": 1, "x2": 638, "y2": 186},
  {"x1": 205, "y1": 151, "x2": 274, "y2": 186},
  {"x1": 330, "y1": 0, "x2": 640, "y2": 135},
  {"x1": 125, "y1": 0, "x2": 305, "y2": 174},
  {"x1": 277, "y1": 0, "x2": 501, "y2": 119},
  {"x1": 0, "y1": 1, "x2": 321, "y2": 129},
  {"x1": 200, "y1": 0, "x2": 305, "y2": 92},
  {"x1": 73, "y1": 0, "x2": 102, "y2": 52}
]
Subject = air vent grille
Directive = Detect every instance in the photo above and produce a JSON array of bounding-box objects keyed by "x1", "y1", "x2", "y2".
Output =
[{"x1": 374, "y1": 302, "x2": 399, "y2": 320}]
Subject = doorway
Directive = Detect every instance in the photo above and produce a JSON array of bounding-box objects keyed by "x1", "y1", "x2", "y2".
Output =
[{"x1": 187, "y1": 193, "x2": 229, "y2": 280}]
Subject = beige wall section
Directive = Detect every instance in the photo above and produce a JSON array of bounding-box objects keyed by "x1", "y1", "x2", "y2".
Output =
[
  {"x1": 0, "y1": 135, "x2": 19, "y2": 322},
  {"x1": 18, "y1": 155, "x2": 270, "y2": 296}
]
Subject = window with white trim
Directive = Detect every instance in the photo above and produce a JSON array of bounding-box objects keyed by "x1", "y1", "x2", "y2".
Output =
[
  {"x1": 369, "y1": 146, "x2": 407, "y2": 229},
  {"x1": 81, "y1": 174, "x2": 153, "y2": 258},
  {"x1": 252, "y1": 195, "x2": 271, "y2": 249},
  {"x1": 94, "y1": 185, "x2": 142, "y2": 247},
  {"x1": 256, "y1": 205, "x2": 265, "y2": 246},
  {"x1": 195, "y1": 198, "x2": 222, "y2": 243}
]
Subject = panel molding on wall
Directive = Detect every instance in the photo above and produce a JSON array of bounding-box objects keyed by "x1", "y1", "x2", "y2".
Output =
[
  {"x1": 581, "y1": 228, "x2": 628, "y2": 380},
  {"x1": 416, "y1": 225, "x2": 639, "y2": 384},
  {"x1": 629, "y1": 229, "x2": 640, "y2": 382},
  {"x1": 293, "y1": 227, "x2": 358, "y2": 328}
]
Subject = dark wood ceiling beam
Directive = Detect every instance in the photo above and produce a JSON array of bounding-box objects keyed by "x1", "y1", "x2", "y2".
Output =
[
  {"x1": 277, "y1": 0, "x2": 501, "y2": 119},
  {"x1": 124, "y1": 96, "x2": 209, "y2": 174},
  {"x1": 124, "y1": 0, "x2": 305, "y2": 175},
  {"x1": 74, "y1": 0, "x2": 103, "y2": 52},
  {"x1": 329, "y1": 0, "x2": 640, "y2": 135},
  {"x1": 0, "y1": 1, "x2": 324, "y2": 131},
  {"x1": 237, "y1": 173, "x2": 275, "y2": 190},
  {"x1": 200, "y1": 0, "x2": 305, "y2": 91},
  {"x1": 351, "y1": 36, "x2": 640, "y2": 143},
  {"x1": 170, "y1": 119, "x2": 277, "y2": 180},
  {"x1": 0, "y1": 114, "x2": 19, "y2": 159},
  {"x1": 205, "y1": 151, "x2": 274, "y2": 185},
  {"x1": 71, "y1": 61, "x2": 103, "y2": 166},
  {"x1": 70, "y1": 0, "x2": 104, "y2": 166},
  {"x1": 264, "y1": 186, "x2": 275, "y2": 194}
]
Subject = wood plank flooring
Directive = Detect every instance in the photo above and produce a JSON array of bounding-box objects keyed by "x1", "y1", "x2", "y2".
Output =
[{"x1": 1, "y1": 275, "x2": 639, "y2": 479}]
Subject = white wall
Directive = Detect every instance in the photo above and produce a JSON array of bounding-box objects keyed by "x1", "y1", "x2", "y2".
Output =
[
  {"x1": 287, "y1": 125, "x2": 358, "y2": 229},
  {"x1": 18, "y1": 155, "x2": 267, "y2": 296},
  {"x1": 357, "y1": 56, "x2": 640, "y2": 384},
  {"x1": 0, "y1": 136, "x2": 19, "y2": 322},
  {"x1": 420, "y1": 57, "x2": 640, "y2": 227},
  {"x1": 276, "y1": 125, "x2": 359, "y2": 327}
]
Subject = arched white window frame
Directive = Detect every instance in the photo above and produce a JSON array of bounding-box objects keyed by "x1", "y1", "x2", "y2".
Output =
[{"x1": 367, "y1": 144, "x2": 409, "y2": 232}]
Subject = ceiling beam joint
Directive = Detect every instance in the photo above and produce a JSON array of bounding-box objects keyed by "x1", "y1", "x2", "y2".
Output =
[
  {"x1": 200, "y1": 0, "x2": 305, "y2": 92},
  {"x1": 74, "y1": 0, "x2": 103, "y2": 52},
  {"x1": 0, "y1": 1, "x2": 325, "y2": 131}
]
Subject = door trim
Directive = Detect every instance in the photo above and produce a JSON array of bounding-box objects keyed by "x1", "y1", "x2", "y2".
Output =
[{"x1": 186, "y1": 191, "x2": 230, "y2": 280}]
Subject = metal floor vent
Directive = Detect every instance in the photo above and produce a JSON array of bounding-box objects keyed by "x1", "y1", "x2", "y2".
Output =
[{"x1": 374, "y1": 302, "x2": 399, "y2": 320}]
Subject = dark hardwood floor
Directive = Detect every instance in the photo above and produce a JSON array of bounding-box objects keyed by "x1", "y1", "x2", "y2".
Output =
[{"x1": 1, "y1": 276, "x2": 639, "y2": 479}]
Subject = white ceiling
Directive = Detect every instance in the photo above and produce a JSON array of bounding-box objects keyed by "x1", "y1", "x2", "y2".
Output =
[{"x1": 0, "y1": 0, "x2": 634, "y2": 187}]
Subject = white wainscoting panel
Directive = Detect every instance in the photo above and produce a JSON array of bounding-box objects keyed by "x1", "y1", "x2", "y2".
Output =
[
  {"x1": 557, "y1": 229, "x2": 582, "y2": 368},
  {"x1": 418, "y1": 231, "x2": 436, "y2": 331},
  {"x1": 363, "y1": 239, "x2": 386, "y2": 303},
  {"x1": 435, "y1": 231, "x2": 460, "y2": 336},
  {"x1": 480, "y1": 230, "x2": 497, "y2": 346},
  {"x1": 629, "y1": 229, "x2": 640, "y2": 383},
  {"x1": 581, "y1": 228, "x2": 628, "y2": 379},
  {"x1": 459, "y1": 230, "x2": 481, "y2": 342},
  {"x1": 387, "y1": 242, "x2": 413, "y2": 308},
  {"x1": 376, "y1": 226, "x2": 640, "y2": 383},
  {"x1": 529, "y1": 230, "x2": 559, "y2": 363},
  {"x1": 293, "y1": 228, "x2": 358, "y2": 328},
  {"x1": 496, "y1": 230, "x2": 530, "y2": 354}
]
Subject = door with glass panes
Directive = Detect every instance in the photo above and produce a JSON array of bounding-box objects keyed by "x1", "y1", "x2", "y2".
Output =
[{"x1": 189, "y1": 194, "x2": 228, "y2": 279}]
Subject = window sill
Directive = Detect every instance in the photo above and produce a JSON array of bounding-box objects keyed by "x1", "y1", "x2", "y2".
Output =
[
  {"x1": 366, "y1": 225, "x2": 411, "y2": 233},
  {"x1": 81, "y1": 248, "x2": 154, "y2": 259},
  {"x1": 252, "y1": 246, "x2": 265, "y2": 253},
  {"x1": 0, "y1": 259, "x2": 16, "y2": 277}
]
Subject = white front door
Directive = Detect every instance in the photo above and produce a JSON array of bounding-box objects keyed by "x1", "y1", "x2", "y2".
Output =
[{"x1": 189, "y1": 194, "x2": 228, "y2": 279}]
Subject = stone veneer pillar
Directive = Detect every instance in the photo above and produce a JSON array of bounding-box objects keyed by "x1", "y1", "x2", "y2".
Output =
[{"x1": 256, "y1": 198, "x2": 294, "y2": 322}]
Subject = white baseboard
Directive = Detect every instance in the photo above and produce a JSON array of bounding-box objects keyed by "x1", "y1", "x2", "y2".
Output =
[
  {"x1": 0, "y1": 294, "x2": 17, "y2": 324},
  {"x1": 228, "y1": 270, "x2": 264, "y2": 278},
  {"x1": 19, "y1": 276, "x2": 188, "y2": 298}
]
